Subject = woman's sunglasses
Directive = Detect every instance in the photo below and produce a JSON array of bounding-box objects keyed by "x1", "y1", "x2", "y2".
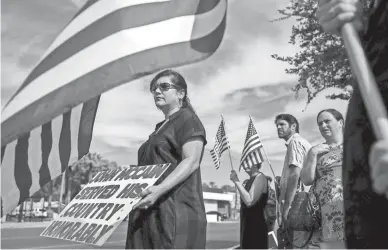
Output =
[{"x1": 150, "y1": 82, "x2": 180, "y2": 93}]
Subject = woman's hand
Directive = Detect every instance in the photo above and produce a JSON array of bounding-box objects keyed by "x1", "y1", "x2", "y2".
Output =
[
  {"x1": 230, "y1": 170, "x2": 240, "y2": 183},
  {"x1": 317, "y1": 0, "x2": 364, "y2": 36},
  {"x1": 369, "y1": 139, "x2": 388, "y2": 199},
  {"x1": 132, "y1": 186, "x2": 164, "y2": 210},
  {"x1": 310, "y1": 143, "x2": 330, "y2": 156}
]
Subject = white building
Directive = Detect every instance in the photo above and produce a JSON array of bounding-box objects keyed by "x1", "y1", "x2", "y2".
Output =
[{"x1": 203, "y1": 191, "x2": 234, "y2": 222}]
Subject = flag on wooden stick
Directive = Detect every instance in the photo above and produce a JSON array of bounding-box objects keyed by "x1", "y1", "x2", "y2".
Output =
[
  {"x1": 210, "y1": 117, "x2": 230, "y2": 169},
  {"x1": 1, "y1": 0, "x2": 228, "y2": 216},
  {"x1": 239, "y1": 117, "x2": 265, "y2": 171}
]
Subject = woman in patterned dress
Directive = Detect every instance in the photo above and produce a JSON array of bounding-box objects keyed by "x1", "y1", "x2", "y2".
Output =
[
  {"x1": 300, "y1": 109, "x2": 345, "y2": 248},
  {"x1": 125, "y1": 69, "x2": 207, "y2": 249}
]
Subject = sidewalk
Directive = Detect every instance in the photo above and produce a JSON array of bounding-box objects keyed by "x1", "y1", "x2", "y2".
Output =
[
  {"x1": 1, "y1": 221, "x2": 52, "y2": 229},
  {"x1": 210, "y1": 220, "x2": 239, "y2": 224},
  {"x1": 1, "y1": 219, "x2": 238, "y2": 229}
]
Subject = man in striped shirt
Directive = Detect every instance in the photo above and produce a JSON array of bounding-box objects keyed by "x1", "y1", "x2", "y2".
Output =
[{"x1": 275, "y1": 114, "x2": 311, "y2": 248}]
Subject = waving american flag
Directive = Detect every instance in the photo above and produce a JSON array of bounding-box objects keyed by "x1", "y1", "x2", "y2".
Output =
[
  {"x1": 1, "y1": 0, "x2": 227, "y2": 216},
  {"x1": 239, "y1": 117, "x2": 265, "y2": 171},
  {"x1": 210, "y1": 117, "x2": 230, "y2": 169}
]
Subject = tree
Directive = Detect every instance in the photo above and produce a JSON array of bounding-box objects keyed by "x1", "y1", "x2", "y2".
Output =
[
  {"x1": 220, "y1": 185, "x2": 235, "y2": 193},
  {"x1": 271, "y1": 0, "x2": 371, "y2": 104},
  {"x1": 209, "y1": 181, "x2": 217, "y2": 189},
  {"x1": 68, "y1": 152, "x2": 121, "y2": 200}
]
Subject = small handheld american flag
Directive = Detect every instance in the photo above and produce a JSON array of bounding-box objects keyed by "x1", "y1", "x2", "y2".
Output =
[
  {"x1": 210, "y1": 117, "x2": 230, "y2": 169},
  {"x1": 239, "y1": 117, "x2": 265, "y2": 171}
]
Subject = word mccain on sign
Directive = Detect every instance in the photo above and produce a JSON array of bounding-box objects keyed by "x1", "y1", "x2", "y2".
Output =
[{"x1": 90, "y1": 164, "x2": 170, "y2": 183}]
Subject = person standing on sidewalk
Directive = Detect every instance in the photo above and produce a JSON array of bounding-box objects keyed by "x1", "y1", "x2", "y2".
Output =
[
  {"x1": 230, "y1": 163, "x2": 269, "y2": 249},
  {"x1": 275, "y1": 114, "x2": 311, "y2": 248}
]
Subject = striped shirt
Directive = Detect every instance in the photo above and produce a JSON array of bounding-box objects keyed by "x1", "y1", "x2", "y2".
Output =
[{"x1": 279, "y1": 133, "x2": 311, "y2": 203}]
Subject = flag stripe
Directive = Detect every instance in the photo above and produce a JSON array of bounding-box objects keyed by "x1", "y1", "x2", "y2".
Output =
[
  {"x1": 3, "y1": 0, "x2": 224, "y2": 112},
  {"x1": 45, "y1": 0, "x2": 178, "y2": 56},
  {"x1": 18, "y1": 0, "x2": 221, "y2": 89},
  {"x1": 210, "y1": 149, "x2": 220, "y2": 169},
  {"x1": 59, "y1": 111, "x2": 72, "y2": 173},
  {"x1": 1, "y1": 146, "x2": 6, "y2": 163},
  {"x1": 72, "y1": 0, "x2": 101, "y2": 19},
  {"x1": 39, "y1": 122, "x2": 53, "y2": 188},
  {"x1": 241, "y1": 137, "x2": 262, "y2": 158},
  {"x1": 14, "y1": 133, "x2": 32, "y2": 204},
  {"x1": 210, "y1": 118, "x2": 230, "y2": 169},
  {"x1": 239, "y1": 118, "x2": 265, "y2": 171},
  {"x1": 240, "y1": 140, "x2": 262, "y2": 163},
  {"x1": 78, "y1": 96, "x2": 100, "y2": 158},
  {"x1": 2, "y1": 102, "x2": 96, "y2": 215},
  {"x1": 1, "y1": 8, "x2": 227, "y2": 146},
  {"x1": 240, "y1": 138, "x2": 262, "y2": 161}
]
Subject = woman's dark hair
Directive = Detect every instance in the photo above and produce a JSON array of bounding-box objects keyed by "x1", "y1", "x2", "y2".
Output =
[
  {"x1": 150, "y1": 69, "x2": 195, "y2": 113},
  {"x1": 317, "y1": 109, "x2": 344, "y2": 123},
  {"x1": 274, "y1": 114, "x2": 300, "y2": 133},
  {"x1": 317, "y1": 109, "x2": 345, "y2": 132}
]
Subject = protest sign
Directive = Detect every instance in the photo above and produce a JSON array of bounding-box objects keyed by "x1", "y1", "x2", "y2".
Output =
[{"x1": 40, "y1": 163, "x2": 171, "y2": 246}]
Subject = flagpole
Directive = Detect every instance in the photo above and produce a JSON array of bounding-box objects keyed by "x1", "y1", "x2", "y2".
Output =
[
  {"x1": 221, "y1": 114, "x2": 235, "y2": 170},
  {"x1": 58, "y1": 170, "x2": 66, "y2": 213},
  {"x1": 249, "y1": 115, "x2": 277, "y2": 183},
  {"x1": 249, "y1": 115, "x2": 281, "y2": 227}
]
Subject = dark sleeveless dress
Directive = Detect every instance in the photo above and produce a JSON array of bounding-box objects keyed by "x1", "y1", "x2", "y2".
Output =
[
  {"x1": 125, "y1": 107, "x2": 207, "y2": 249},
  {"x1": 240, "y1": 174, "x2": 268, "y2": 249}
]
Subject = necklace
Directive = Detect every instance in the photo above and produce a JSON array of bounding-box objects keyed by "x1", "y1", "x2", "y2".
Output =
[
  {"x1": 154, "y1": 119, "x2": 169, "y2": 134},
  {"x1": 328, "y1": 143, "x2": 343, "y2": 150}
]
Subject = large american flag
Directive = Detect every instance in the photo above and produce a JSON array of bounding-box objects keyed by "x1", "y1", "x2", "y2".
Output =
[
  {"x1": 239, "y1": 117, "x2": 265, "y2": 171},
  {"x1": 1, "y1": 0, "x2": 227, "y2": 216},
  {"x1": 210, "y1": 118, "x2": 230, "y2": 169}
]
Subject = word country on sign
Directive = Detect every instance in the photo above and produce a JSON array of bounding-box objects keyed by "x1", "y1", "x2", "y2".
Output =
[{"x1": 40, "y1": 163, "x2": 171, "y2": 246}]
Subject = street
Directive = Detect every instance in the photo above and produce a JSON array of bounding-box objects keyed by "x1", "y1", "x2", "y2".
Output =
[{"x1": 1, "y1": 221, "x2": 239, "y2": 249}]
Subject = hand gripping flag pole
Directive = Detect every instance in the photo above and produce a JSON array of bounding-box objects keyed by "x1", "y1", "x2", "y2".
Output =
[{"x1": 340, "y1": 23, "x2": 388, "y2": 140}]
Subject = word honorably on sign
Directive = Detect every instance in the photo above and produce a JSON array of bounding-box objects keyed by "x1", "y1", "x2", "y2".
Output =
[{"x1": 40, "y1": 163, "x2": 171, "y2": 246}]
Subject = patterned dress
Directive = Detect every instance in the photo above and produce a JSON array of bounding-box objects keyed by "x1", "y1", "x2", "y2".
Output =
[{"x1": 312, "y1": 145, "x2": 345, "y2": 242}]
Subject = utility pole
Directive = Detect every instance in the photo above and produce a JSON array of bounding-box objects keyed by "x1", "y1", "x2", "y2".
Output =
[{"x1": 58, "y1": 169, "x2": 66, "y2": 213}]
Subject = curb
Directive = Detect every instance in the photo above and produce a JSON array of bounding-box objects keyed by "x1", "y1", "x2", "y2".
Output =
[
  {"x1": 208, "y1": 221, "x2": 238, "y2": 224},
  {"x1": 1, "y1": 221, "x2": 52, "y2": 229},
  {"x1": 1, "y1": 220, "x2": 238, "y2": 229}
]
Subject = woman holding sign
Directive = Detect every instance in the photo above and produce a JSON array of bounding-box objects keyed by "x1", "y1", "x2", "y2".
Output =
[{"x1": 125, "y1": 69, "x2": 207, "y2": 249}]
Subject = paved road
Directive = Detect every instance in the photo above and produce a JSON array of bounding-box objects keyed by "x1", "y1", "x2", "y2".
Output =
[{"x1": 1, "y1": 222, "x2": 239, "y2": 249}]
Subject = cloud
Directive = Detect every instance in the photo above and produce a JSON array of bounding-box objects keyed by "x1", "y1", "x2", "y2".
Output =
[
  {"x1": 1, "y1": 0, "x2": 77, "y2": 102},
  {"x1": 85, "y1": 0, "x2": 349, "y2": 185},
  {"x1": 2, "y1": 0, "x2": 350, "y2": 187}
]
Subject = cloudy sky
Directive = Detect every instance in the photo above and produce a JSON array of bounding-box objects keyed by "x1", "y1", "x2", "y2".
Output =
[{"x1": 2, "y1": 0, "x2": 348, "y2": 187}]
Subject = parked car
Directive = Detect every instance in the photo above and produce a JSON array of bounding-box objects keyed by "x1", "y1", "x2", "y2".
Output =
[
  {"x1": 206, "y1": 211, "x2": 227, "y2": 221},
  {"x1": 25, "y1": 208, "x2": 47, "y2": 218}
]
